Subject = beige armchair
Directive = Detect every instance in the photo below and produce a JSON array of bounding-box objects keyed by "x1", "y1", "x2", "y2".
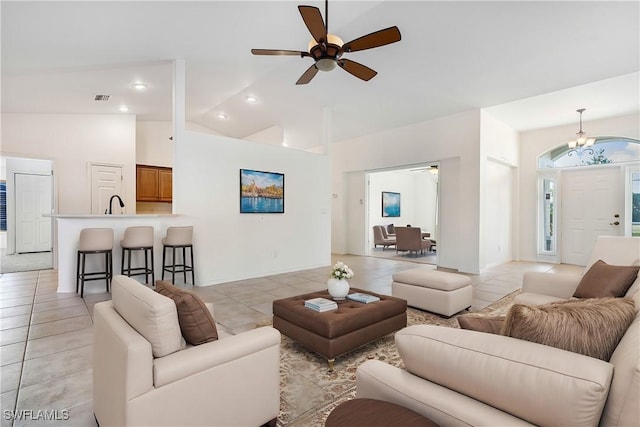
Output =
[
  {"x1": 394, "y1": 226, "x2": 429, "y2": 256},
  {"x1": 93, "y1": 275, "x2": 281, "y2": 426},
  {"x1": 373, "y1": 225, "x2": 396, "y2": 249}
]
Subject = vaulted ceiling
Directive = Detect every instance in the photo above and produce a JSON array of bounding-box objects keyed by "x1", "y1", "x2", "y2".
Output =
[{"x1": 2, "y1": 1, "x2": 638, "y2": 150}]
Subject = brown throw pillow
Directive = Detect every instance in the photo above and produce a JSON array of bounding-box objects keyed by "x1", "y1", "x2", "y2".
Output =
[
  {"x1": 457, "y1": 315, "x2": 505, "y2": 335},
  {"x1": 156, "y1": 280, "x2": 218, "y2": 345},
  {"x1": 573, "y1": 260, "x2": 639, "y2": 298},
  {"x1": 501, "y1": 297, "x2": 636, "y2": 361}
]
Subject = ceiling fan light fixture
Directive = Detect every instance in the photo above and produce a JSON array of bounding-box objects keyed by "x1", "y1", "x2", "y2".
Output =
[{"x1": 316, "y1": 58, "x2": 337, "y2": 71}]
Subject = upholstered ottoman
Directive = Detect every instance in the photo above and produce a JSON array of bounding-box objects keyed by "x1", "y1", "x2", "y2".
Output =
[
  {"x1": 392, "y1": 268, "x2": 472, "y2": 317},
  {"x1": 272, "y1": 288, "x2": 406, "y2": 370},
  {"x1": 326, "y1": 398, "x2": 439, "y2": 427}
]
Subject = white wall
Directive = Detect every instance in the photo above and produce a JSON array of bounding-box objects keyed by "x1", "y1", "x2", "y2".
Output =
[
  {"x1": 369, "y1": 171, "x2": 415, "y2": 228},
  {"x1": 136, "y1": 120, "x2": 222, "y2": 167},
  {"x1": 332, "y1": 110, "x2": 481, "y2": 273},
  {"x1": 1, "y1": 113, "x2": 137, "y2": 214},
  {"x1": 480, "y1": 111, "x2": 519, "y2": 268},
  {"x1": 519, "y1": 113, "x2": 640, "y2": 262},
  {"x1": 136, "y1": 121, "x2": 174, "y2": 167},
  {"x1": 172, "y1": 130, "x2": 331, "y2": 284}
]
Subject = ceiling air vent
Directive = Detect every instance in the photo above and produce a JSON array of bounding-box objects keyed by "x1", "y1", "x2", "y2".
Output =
[{"x1": 94, "y1": 94, "x2": 111, "y2": 101}]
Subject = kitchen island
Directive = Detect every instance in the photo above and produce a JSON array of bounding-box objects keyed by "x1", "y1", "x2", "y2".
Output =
[{"x1": 51, "y1": 214, "x2": 192, "y2": 293}]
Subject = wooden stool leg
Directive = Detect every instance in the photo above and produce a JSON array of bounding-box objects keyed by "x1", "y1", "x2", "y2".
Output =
[
  {"x1": 190, "y1": 246, "x2": 195, "y2": 285},
  {"x1": 105, "y1": 251, "x2": 109, "y2": 291},
  {"x1": 108, "y1": 250, "x2": 113, "y2": 292},
  {"x1": 144, "y1": 248, "x2": 150, "y2": 284},
  {"x1": 127, "y1": 248, "x2": 132, "y2": 278},
  {"x1": 80, "y1": 253, "x2": 86, "y2": 298},
  {"x1": 162, "y1": 246, "x2": 166, "y2": 280},
  {"x1": 76, "y1": 251, "x2": 81, "y2": 293},
  {"x1": 182, "y1": 246, "x2": 187, "y2": 282},
  {"x1": 171, "y1": 247, "x2": 176, "y2": 284},
  {"x1": 151, "y1": 247, "x2": 155, "y2": 286}
]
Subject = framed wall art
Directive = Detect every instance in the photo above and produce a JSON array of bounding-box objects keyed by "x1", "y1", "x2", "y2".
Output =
[
  {"x1": 240, "y1": 169, "x2": 284, "y2": 213},
  {"x1": 381, "y1": 191, "x2": 400, "y2": 217}
]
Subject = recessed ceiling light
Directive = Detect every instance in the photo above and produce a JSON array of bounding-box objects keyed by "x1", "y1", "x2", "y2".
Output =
[
  {"x1": 245, "y1": 95, "x2": 257, "y2": 103},
  {"x1": 216, "y1": 112, "x2": 228, "y2": 120},
  {"x1": 131, "y1": 82, "x2": 148, "y2": 90},
  {"x1": 119, "y1": 105, "x2": 129, "y2": 112}
]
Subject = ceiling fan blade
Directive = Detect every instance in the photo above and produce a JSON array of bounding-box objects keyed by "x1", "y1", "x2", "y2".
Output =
[
  {"x1": 298, "y1": 5, "x2": 327, "y2": 43},
  {"x1": 251, "y1": 49, "x2": 307, "y2": 57},
  {"x1": 338, "y1": 59, "x2": 377, "y2": 81},
  {"x1": 341, "y1": 26, "x2": 401, "y2": 53},
  {"x1": 296, "y1": 64, "x2": 319, "y2": 85}
]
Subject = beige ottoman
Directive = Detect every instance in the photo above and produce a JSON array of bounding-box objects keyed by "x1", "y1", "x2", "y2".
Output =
[{"x1": 392, "y1": 268, "x2": 472, "y2": 317}]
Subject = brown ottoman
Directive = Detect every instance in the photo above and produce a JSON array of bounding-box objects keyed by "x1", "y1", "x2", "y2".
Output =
[
  {"x1": 272, "y1": 288, "x2": 406, "y2": 370},
  {"x1": 326, "y1": 398, "x2": 440, "y2": 427}
]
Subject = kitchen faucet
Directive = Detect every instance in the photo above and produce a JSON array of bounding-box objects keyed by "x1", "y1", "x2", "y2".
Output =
[{"x1": 106, "y1": 194, "x2": 125, "y2": 214}]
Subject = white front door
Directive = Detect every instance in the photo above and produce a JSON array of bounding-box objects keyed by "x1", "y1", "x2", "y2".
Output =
[
  {"x1": 561, "y1": 166, "x2": 623, "y2": 265},
  {"x1": 15, "y1": 173, "x2": 52, "y2": 253},
  {"x1": 91, "y1": 164, "x2": 124, "y2": 214}
]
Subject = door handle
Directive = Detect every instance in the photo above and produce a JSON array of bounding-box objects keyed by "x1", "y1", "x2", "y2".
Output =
[{"x1": 610, "y1": 221, "x2": 620, "y2": 226}]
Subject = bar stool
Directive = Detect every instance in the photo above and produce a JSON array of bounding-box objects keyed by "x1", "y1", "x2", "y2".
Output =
[
  {"x1": 121, "y1": 226, "x2": 155, "y2": 285},
  {"x1": 162, "y1": 226, "x2": 195, "y2": 285},
  {"x1": 76, "y1": 228, "x2": 113, "y2": 298}
]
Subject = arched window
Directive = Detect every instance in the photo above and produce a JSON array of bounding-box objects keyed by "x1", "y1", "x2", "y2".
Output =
[{"x1": 538, "y1": 137, "x2": 640, "y2": 169}]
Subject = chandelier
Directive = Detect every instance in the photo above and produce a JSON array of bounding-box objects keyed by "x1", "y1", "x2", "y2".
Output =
[{"x1": 567, "y1": 108, "x2": 595, "y2": 157}]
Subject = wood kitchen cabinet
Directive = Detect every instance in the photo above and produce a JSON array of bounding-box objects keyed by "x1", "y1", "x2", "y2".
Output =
[{"x1": 136, "y1": 165, "x2": 172, "y2": 202}]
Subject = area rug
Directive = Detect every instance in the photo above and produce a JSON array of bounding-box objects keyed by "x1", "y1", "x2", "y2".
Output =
[{"x1": 274, "y1": 290, "x2": 519, "y2": 426}]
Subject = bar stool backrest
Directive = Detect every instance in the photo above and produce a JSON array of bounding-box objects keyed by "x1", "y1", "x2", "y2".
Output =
[
  {"x1": 121, "y1": 226, "x2": 154, "y2": 248},
  {"x1": 163, "y1": 226, "x2": 193, "y2": 246},
  {"x1": 79, "y1": 228, "x2": 114, "y2": 251}
]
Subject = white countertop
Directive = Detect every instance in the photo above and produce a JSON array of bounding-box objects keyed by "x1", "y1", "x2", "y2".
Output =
[{"x1": 47, "y1": 214, "x2": 180, "y2": 218}]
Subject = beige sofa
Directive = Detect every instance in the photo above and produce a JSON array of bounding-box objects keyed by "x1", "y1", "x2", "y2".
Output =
[
  {"x1": 515, "y1": 236, "x2": 640, "y2": 306},
  {"x1": 355, "y1": 236, "x2": 640, "y2": 426},
  {"x1": 93, "y1": 275, "x2": 281, "y2": 427}
]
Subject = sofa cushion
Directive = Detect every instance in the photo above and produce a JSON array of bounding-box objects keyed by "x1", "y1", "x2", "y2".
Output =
[
  {"x1": 501, "y1": 297, "x2": 636, "y2": 361},
  {"x1": 156, "y1": 280, "x2": 218, "y2": 345},
  {"x1": 573, "y1": 260, "x2": 640, "y2": 298},
  {"x1": 457, "y1": 315, "x2": 504, "y2": 334},
  {"x1": 111, "y1": 275, "x2": 183, "y2": 358}
]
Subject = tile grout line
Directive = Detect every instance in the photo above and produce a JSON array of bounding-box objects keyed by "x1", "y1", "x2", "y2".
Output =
[{"x1": 10, "y1": 272, "x2": 41, "y2": 427}]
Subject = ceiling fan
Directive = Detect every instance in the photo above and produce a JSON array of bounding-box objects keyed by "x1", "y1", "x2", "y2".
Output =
[{"x1": 251, "y1": 0, "x2": 401, "y2": 85}]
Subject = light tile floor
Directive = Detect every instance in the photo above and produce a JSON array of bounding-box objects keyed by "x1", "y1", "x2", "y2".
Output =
[{"x1": 0, "y1": 255, "x2": 582, "y2": 426}]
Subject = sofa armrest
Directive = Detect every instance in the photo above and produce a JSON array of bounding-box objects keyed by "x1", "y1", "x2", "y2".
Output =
[
  {"x1": 395, "y1": 325, "x2": 613, "y2": 427},
  {"x1": 520, "y1": 271, "x2": 581, "y2": 298},
  {"x1": 356, "y1": 360, "x2": 534, "y2": 426},
  {"x1": 153, "y1": 326, "x2": 280, "y2": 387}
]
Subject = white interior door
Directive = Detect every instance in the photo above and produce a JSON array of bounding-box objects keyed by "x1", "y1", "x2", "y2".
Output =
[
  {"x1": 561, "y1": 167, "x2": 623, "y2": 265},
  {"x1": 91, "y1": 164, "x2": 123, "y2": 214},
  {"x1": 16, "y1": 173, "x2": 52, "y2": 253}
]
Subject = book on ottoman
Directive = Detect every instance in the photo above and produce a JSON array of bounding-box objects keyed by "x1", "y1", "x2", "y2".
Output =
[
  {"x1": 305, "y1": 297, "x2": 338, "y2": 312},
  {"x1": 347, "y1": 293, "x2": 380, "y2": 304}
]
